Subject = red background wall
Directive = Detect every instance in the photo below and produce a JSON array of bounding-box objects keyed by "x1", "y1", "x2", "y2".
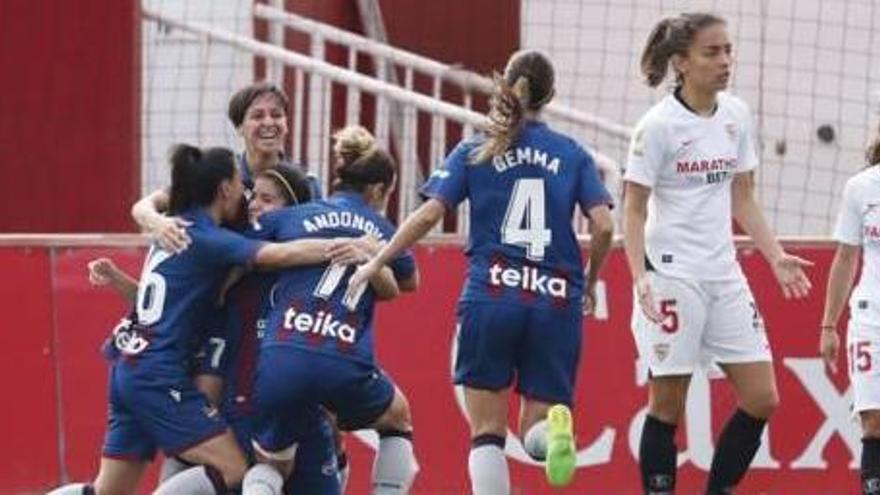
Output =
[
  {"x1": 3, "y1": 240, "x2": 861, "y2": 494},
  {"x1": 0, "y1": 0, "x2": 140, "y2": 233}
]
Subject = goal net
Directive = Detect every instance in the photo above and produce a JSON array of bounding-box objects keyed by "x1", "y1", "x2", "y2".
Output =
[{"x1": 523, "y1": 0, "x2": 880, "y2": 236}]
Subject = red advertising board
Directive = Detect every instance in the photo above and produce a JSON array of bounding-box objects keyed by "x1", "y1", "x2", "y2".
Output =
[{"x1": 1, "y1": 239, "x2": 861, "y2": 494}]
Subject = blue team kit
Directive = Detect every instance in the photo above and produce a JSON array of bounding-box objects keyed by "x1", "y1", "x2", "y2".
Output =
[
  {"x1": 248, "y1": 192, "x2": 415, "y2": 454},
  {"x1": 421, "y1": 120, "x2": 612, "y2": 405}
]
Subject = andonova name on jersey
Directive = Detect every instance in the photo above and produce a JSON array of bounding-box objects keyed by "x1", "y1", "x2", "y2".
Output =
[{"x1": 302, "y1": 211, "x2": 385, "y2": 240}]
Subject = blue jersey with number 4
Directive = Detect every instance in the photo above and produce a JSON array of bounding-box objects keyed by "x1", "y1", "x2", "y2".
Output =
[
  {"x1": 421, "y1": 120, "x2": 612, "y2": 308},
  {"x1": 253, "y1": 192, "x2": 416, "y2": 366},
  {"x1": 115, "y1": 208, "x2": 263, "y2": 374}
]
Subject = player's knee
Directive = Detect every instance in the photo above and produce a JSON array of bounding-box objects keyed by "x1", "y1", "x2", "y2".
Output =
[
  {"x1": 862, "y1": 411, "x2": 880, "y2": 438},
  {"x1": 741, "y1": 388, "x2": 779, "y2": 420},
  {"x1": 380, "y1": 390, "x2": 413, "y2": 431}
]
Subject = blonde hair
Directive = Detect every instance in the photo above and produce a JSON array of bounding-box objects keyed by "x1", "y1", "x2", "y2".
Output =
[
  {"x1": 470, "y1": 50, "x2": 555, "y2": 164},
  {"x1": 332, "y1": 125, "x2": 396, "y2": 192},
  {"x1": 333, "y1": 125, "x2": 377, "y2": 167}
]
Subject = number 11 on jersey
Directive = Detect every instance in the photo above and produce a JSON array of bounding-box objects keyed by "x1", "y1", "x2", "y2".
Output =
[{"x1": 502, "y1": 178, "x2": 552, "y2": 261}]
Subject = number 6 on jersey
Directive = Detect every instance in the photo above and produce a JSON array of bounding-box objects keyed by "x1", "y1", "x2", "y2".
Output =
[{"x1": 502, "y1": 178, "x2": 552, "y2": 260}]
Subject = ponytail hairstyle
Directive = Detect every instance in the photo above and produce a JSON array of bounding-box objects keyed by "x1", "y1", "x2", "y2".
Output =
[
  {"x1": 168, "y1": 144, "x2": 237, "y2": 214},
  {"x1": 640, "y1": 13, "x2": 726, "y2": 87},
  {"x1": 255, "y1": 164, "x2": 313, "y2": 206},
  {"x1": 867, "y1": 124, "x2": 880, "y2": 167},
  {"x1": 332, "y1": 125, "x2": 396, "y2": 193},
  {"x1": 470, "y1": 49, "x2": 556, "y2": 164}
]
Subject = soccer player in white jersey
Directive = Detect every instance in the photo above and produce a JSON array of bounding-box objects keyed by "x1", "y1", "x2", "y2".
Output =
[
  {"x1": 623, "y1": 13, "x2": 812, "y2": 494},
  {"x1": 820, "y1": 134, "x2": 880, "y2": 495}
]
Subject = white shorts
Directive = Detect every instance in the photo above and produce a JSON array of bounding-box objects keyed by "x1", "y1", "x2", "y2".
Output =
[
  {"x1": 631, "y1": 272, "x2": 772, "y2": 377},
  {"x1": 847, "y1": 320, "x2": 880, "y2": 413}
]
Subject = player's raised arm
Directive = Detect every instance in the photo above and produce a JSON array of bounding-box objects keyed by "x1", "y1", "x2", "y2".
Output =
[
  {"x1": 87, "y1": 257, "x2": 139, "y2": 303},
  {"x1": 131, "y1": 188, "x2": 192, "y2": 253}
]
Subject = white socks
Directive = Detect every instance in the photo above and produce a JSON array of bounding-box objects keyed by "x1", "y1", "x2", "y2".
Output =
[
  {"x1": 241, "y1": 463, "x2": 284, "y2": 495},
  {"x1": 372, "y1": 433, "x2": 418, "y2": 494},
  {"x1": 469, "y1": 440, "x2": 510, "y2": 495},
  {"x1": 523, "y1": 419, "x2": 549, "y2": 461}
]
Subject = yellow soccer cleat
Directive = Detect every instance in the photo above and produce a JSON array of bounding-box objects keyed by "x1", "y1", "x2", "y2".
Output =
[{"x1": 545, "y1": 404, "x2": 577, "y2": 487}]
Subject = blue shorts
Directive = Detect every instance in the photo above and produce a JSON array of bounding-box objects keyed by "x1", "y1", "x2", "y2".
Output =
[
  {"x1": 251, "y1": 347, "x2": 395, "y2": 454},
  {"x1": 102, "y1": 363, "x2": 227, "y2": 460},
  {"x1": 454, "y1": 301, "x2": 583, "y2": 405},
  {"x1": 227, "y1": 409, "x2": 340, "y2": 494}
]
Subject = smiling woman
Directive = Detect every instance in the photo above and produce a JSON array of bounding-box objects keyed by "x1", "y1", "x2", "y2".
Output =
[
  {"x1": 227, "y1": 82, "x2": 291, "y2": 188},
  {"x1": 131, "y1": 82, "x2": 322, "y2": 252}
]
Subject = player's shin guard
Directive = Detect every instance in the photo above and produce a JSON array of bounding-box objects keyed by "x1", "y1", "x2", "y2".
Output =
[
  {"x1": 242, "y1": 463, "x2": 284, "y2": 495},
  {"x1": 640, "y1": 415, "x2": 678, "y2": 495},
  {"x1": 468, "y1": 434, "x2": 510, "y2": 495},
  {"x1": 46, "y1": 483, "x2": 94, "y2": 495},
  {"x1": 862, "y1": 438, "x2": 880, "y2": 494},
  {"x1": 706, "y1": 409, "x2": 766, "y2": 495},
  {"x1": 153, "y1": 465, "x2": 227, "y2": 495},
  {"x1": 545, "y1": 404, "x2": 577, "y2": 487},
  {"x1": 373, "y1": 429, "x2": 418, "y2": 494}
]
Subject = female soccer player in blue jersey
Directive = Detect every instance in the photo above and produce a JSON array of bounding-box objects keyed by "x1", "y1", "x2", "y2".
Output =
[
  {"x1": 83, "y1": 165, "x2": 352, "y2": 494},
  {"x1": 49, "y1": 145, "x2": 340, "y2": 495},
  {"x1": 241, "y1": 126, "x2": 420, "y2": 495},
  {"x1": 347, "y1": 50, "x2": 615, "y2": 492},
  {"x1": 624, "y1": 13, "x2": 811, "y2": 494},
  {"x1": 132, "y1": 82, "x2": 320, "y2": 253}
]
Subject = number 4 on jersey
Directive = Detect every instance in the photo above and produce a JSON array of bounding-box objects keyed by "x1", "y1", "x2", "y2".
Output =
[{"x1": 502, "y1": 178, "x2": 552, "y2": 260}]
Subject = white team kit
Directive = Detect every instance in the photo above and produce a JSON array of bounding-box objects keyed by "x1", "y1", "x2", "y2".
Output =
[
  {"x1": 834, "y1": 166, "x2": 880, "y2": 411},
  {"x1": 625, "y1": 92, "x2": 772, "y2": 376}
]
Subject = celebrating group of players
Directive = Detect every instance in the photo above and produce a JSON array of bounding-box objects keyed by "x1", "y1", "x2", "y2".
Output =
[{"x1": 46, "y1": 11, "x2": 880, "y2": 495}]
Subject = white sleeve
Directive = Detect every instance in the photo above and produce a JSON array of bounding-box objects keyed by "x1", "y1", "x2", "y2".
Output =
[
  {"x1": 624, "y1": 116, "x2": 666, "y2": 188},
  {"x1": 737, "y1": 104, "x2": 759, "y2": 172},
  {"x1": 833, "y1": 177, "x2": 863, "y2": 246}
]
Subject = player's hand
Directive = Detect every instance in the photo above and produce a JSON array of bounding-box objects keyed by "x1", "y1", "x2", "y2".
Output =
[
  {"x1": 152, "y1": 216, "x2": 192, "y2": 253},
  {"x1": 353, "y1": 233, "x2": 384, "y2": 257},
  {"x1": 820, "y1": 327, "x2": 840, "y2": 374},
  {"x1": 344, "y1": 259, "x2": 382, "y2": 302},
  {"x1": 327, "y1": 239, "x2": 370, "y2": 265},
  {"x1": 583, "y1": 286, "x2": 596, "y2": 316},
  {"x1": 771, "y1": 253, "x2": 813, "y2": 299},
  {"x1": 87, "y1": 258, "x2": 118, "y2": 286},
  {"x1": 635, "y1": 273, "x2": 663, "y2": 324}
]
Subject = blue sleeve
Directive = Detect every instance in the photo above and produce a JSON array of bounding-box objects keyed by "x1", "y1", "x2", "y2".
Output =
[
  {"x1": 198, "y1": 226, "x2": 263, "y2": 266},
  {"x1": 577, "y1": 148, "x2": 613, "y2": 215},
  {"x1": 247, "y1": 208, "x2": 286, "y2": 241},
  {"x1": 194, "y1": 306, "x2": 231, "y2": 377},
  {"x1": 419, "y1": 141, "x2": 470, "y2": 209},
  {"x1": 389, "y1": 250, "x2": 417, "y2": 281}
]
